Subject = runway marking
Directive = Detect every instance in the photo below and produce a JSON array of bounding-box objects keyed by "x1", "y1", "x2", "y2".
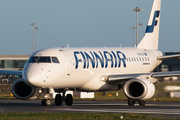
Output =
[{"x1": 73, "y1": 103, "x2": 180, "y2": 107}]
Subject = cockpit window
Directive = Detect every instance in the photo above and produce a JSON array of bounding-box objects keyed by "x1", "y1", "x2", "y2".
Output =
[
  {"x1": 28, "y1": 57, "x2": 39, "y2": 63},
  {"x1": 28, "y1": 56, "x2": 51, "y2": 63},
  {"x1": 39, "y1": 57, "x2": 51, "y2": 63},
  {"x1": 52, "y1": 57, "x2": 60, "y2": 63}
]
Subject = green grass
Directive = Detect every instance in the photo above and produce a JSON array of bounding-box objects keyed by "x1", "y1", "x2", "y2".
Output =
[{"x1": 0, "y1": 113, "x2": 170, "y2": 120}]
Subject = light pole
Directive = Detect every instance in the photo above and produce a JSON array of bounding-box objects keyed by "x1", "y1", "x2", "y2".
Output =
[
  {"x1": 131, "y1": 27, "x2": 136, "y2": 47},
  {"x1": 30, "y1": 23, "x2": 36, "y2": 53},
  {"x1": 35, "y1": 27, "x2": 39, "y2": 52},
  {"x1": 132, "y1": 7, "x2": 143, "y2": 47},
  {"x1": 139, "y1": 23, "x2": 143, "y2": 42}
]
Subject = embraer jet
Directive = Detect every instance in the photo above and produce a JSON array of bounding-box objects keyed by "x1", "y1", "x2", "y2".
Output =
[{"x1": 1, "y1": 0, "x2": 180, "y2": 106}]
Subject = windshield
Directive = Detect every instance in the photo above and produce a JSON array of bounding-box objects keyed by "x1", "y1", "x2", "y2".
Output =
[
  {"x1": 28, "y1": 56, "x2": 60, "y2": 63},
  {"x1": 28, "y1": 56, "x2": 51, "y2": 63}
]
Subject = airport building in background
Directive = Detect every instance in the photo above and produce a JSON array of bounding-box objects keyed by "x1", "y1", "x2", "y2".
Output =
[
  {"x1": 0, "y1": 55, "x2": 30, "y2": 84},
  {"x1": 156, "y1": 52, "x2": 180, "y2": 72},
  {"x1": 0, "y1": 55, "x2": 30, "y2": 71}
]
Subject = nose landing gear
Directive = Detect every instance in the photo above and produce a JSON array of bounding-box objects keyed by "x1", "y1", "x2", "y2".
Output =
[{"x1": 41, "y1": 89, "x2": 73, "y2": 106}]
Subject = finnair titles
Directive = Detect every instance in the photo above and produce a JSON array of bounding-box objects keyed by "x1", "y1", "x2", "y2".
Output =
[{"x1": 74, "y1": 51, "x2": 127, "y2": 69}]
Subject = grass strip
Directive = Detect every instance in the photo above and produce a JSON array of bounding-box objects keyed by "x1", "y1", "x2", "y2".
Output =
[{"x1": 0, "y1": 113, "x2": 168, "y2": 120}]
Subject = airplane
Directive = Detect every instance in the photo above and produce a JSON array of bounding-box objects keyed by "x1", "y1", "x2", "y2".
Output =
[{"x1": 1, "y1": 0, "x2": 180, "y2": 106}]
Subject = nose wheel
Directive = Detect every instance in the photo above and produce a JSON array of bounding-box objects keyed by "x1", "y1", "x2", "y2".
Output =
[{"x1": 41, "y1": 99, "x2": 52, "y2": 106}]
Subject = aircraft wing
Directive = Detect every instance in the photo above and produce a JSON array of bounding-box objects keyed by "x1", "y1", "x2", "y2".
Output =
[
  {"x1": 106, "y1": 71, "x2": 180, "y2": 84},
  {"x1": 0, "y1": 69, "x2": 22, "y2": 76}
]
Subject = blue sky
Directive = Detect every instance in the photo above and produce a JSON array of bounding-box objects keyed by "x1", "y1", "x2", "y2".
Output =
[{"x1": 0, "y1": 0, "x2": 179, "y2": 55}]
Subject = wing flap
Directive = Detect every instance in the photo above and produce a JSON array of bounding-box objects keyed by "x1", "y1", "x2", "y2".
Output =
[
  {"x1": 107, "y1": 73, "x2": 145, "y2": 84},
  {"x1": 106, "y1": 71, "x2": 180, "y2": 84}
]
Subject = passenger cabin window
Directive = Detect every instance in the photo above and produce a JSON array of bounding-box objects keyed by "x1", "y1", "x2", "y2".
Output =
[
  {"x1": 52, "y1": 57, "x2": 60, "y2": 63},
  {"x1": 136, "y1": 57, "x2": 139, "y2": 61},
  {"x1": 145, "y1": 57, "x2": 147, "y2": 61},
  {"x1": 147, "y1": 57, "x2": 150, "y2": 61}
]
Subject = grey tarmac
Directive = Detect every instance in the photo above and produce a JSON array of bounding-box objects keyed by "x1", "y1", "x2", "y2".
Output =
[{"x1": 1, "y1": 99, "x2": 180, "y2": 119}]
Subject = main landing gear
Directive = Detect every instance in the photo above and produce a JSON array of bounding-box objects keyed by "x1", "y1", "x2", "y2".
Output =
[
  {"x1": 55, "y1": 93, "x2": 73, "y2": 106},
  {"x1": 128, "y1": 98, "x2": 146, "y2": 106},
  {"x1": 55, "y1": 89, "x2": 73, "y2": 106},
  {"x1": 41, "y1": 89, "x2": 73, "y2": 106}
]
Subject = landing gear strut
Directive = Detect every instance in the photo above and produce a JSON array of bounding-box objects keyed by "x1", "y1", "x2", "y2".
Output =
[{"x1": 41, "y1": 89, "x2": 52, "y2": 106}]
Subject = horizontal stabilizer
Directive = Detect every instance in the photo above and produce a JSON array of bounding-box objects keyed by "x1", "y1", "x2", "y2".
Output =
[{"x1": 157, "y1": 54, "x2": 180, "y2": 60}]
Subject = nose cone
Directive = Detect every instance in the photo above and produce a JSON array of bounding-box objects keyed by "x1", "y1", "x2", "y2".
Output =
[{"x1": 23, "y1": 67, "x2": 41, "y2": 87}]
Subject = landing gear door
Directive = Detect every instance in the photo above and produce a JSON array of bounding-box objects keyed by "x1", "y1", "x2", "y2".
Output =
[{"x1": 60, "y1": 50, "x2": 73, "y2": 75}]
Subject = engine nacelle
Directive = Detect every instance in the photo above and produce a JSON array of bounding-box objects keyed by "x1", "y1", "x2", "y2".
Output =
[
  {"x1": 11, "y1": 78, "x2": 42, "y2": 100},
  {"x1": 123, "y1": 79, "x2": 155, "y2": 100}
]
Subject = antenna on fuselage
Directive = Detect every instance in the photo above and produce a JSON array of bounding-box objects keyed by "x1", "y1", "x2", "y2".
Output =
[{"x1": 67, "y1": 44, "x2": 69, "y2": 48}]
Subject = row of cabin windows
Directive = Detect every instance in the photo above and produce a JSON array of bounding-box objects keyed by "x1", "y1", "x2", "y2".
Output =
[{"x1": 126, "y1": 57, "x2": 150, "y2": 62}]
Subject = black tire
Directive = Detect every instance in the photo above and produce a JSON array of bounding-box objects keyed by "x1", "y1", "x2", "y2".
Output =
[
  {"x1": 128, "y1": 98, "x2": 135, "y2": 106},
  {"x1": 138, "y1": 100, "x2": 146, "y2": 106},
  {"x1": 41, "y1": 99, "x2": 52, "y2": 106},
  {"x1": 65, "y1": 94, "x2": 73, "y2": 106},
  {"x1": 55, "y1": 94, "x2": 62, "y2": 106}
]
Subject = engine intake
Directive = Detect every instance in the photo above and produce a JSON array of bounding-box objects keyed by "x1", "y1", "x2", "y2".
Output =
[
  {"x1": 11, "y1": 78, "x2": 41, "y2": 100},
  {"x1": 123, "y1": 79, "x2": 155, "y2": 100}
]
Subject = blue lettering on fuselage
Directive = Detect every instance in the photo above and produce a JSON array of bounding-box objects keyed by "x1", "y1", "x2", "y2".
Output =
[{"x1": 74, "y1": 51, "x2": 126, "y2": 69}]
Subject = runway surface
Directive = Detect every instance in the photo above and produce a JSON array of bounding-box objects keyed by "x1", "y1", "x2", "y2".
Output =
[{"x1": 1, "y1": 99, "x2": 180, "y2": 116}]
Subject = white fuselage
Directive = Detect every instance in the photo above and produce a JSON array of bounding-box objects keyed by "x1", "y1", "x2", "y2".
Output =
[{"x1": 22, "y1": 47, "x2": 162, "y2": 91}]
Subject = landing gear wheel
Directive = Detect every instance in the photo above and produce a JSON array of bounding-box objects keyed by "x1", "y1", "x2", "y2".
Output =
[
  {"x1": 41, "y1": 99, "x2": 52, "y2": 106},
  {"x1": 138, "y1": 100, "x2": 146, "y2": 106},
  {"x1": 55, "y1": 94, "x2": 62, "y2": 106},
  {"x1": 128, "y1": 98, "x2": 135, "y2": 106},
  {"x1": 65, "y1": 94, "x2": 73, "y2": 106}
]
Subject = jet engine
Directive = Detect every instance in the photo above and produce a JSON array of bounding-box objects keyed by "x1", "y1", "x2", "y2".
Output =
[
  {"x1": 11, "y1": 78, "x2": 42, "y2": 100},
  {"x1": 123, "y1": 78, "x2": 155, "y2": 100}
]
